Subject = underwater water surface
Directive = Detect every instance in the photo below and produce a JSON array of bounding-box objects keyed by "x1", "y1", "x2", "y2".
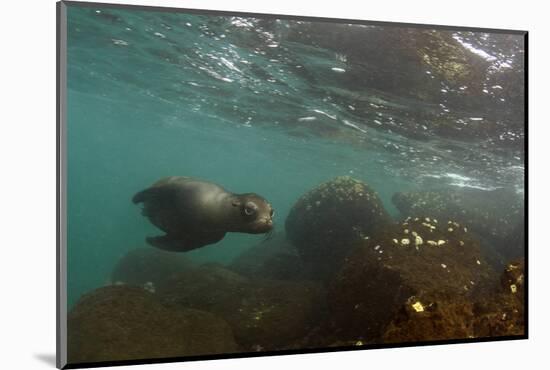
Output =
[{"x1": 65, "y1": 3, "x2": 525, "y2": 336}]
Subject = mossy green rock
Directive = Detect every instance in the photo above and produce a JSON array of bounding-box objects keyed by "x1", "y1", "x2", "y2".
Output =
[
  {"x1": 228, "y1": 232, "x2": 306, "y2": 281},
  {"x1": 285, "y1": 176, "x2": 391, "y2": 280},
  {"x1": 392, "y1": 188, "x2": 524, "y2": 266},
  {"x1": 110, "y1": 247, "x2": 194, "y2": 289},
  {"x1": 473, "y1": 259, "x2": 525, "y2": 337},
  {"x1": 327, "y1": 216, "x2": 496, "y2": 343},
  {"x1": 68, "y1": 286, "x2": 237, "y2": 364},
  {"x1": 158, "y1": 264, "x2": 325, "y2": 351}
]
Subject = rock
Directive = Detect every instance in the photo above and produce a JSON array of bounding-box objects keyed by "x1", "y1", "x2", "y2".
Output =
[
  {"x1": 67, "y1": 286, "x2": 238, "y2": 364},
  {"x1": 382, "y1": 296, "x2": 476, "y2": 343},
  {"x1": 110, "y1": 247, "x2": 194, "y2": 290},
  {"x1": 499, "y1": 259, "x2": 525, "y2": 298},
  {"x1": 228, "y1": 232, "x2": 306, "y2": 281},
  {"x1": 473, "y1": 259, "x2": 525, "y2": 337},
  {"x1": 392, "y1": 188, "x2": 524, "y2": 266},
  {"x1": 285, "y1": 176, "x2": 391, "y2": 281},
  {"x1": 158, "y1": 264, "x2": 325, "y2": 351},
  {"x1": 327, "y1": 217, "x2": 496, "y2": 343}
]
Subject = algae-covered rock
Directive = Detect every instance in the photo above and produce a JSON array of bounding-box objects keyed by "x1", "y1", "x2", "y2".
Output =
[
  {"x1": 327, "y1": 216, "x2": 496, "y2": 343},
  {"x1": 228, "y1": 232, "x2": 306, "y2": 281},
  {"x1": 158, "y1": 263, "x2": 325, "y2": 351},
  {"x1": 381, "y1": 296, "x2": 476, "y2": 343},
  {"x1": 110, "y1": 247, "x2": 194, "y2": 289},
  {"x1": 392, "y1": 188, "x2": 524, "y2": 265},
  {"x1": 67, "y1": 286, "x2": 238, "y2": 364},
  {"x1": 473, "y1": 259, "x2": 525, "y2": 337},
  {"x1": 285, "y1": 176, "x2": 391, "y2": 281},
  {"x1": 382, "y1": 258, "x2": 525, "y2": 343}
]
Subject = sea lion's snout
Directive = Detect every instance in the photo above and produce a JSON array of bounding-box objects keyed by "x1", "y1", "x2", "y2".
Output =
[
  {"x1": 251, "y1": 219, "x2": 273, "y2": 234},
  {"x1": 234, "y1": 194, "x2": 274, "y2": 234},
  {"x1": 259, "y1": 216, "x2": 274, "y2": 231},
  {"x1": 247, "y1": 209, "x2": 274, "y2": 233}
]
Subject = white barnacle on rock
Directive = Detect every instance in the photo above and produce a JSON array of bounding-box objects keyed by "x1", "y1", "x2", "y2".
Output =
[
  {"x1": 412, "y1": 231, "x2": 418, "y2": 237},
  {"x1": 392, "y1": 238, "x2": 399, "y2": 244},
  {"x1": 441, "y1": 263, "x2": 447, "y2": 269},
  {"x1": 412, "y1": 301, "x2": 424, "y2": 312},
  {"x1": 476, "y1": 260, "x2": 481, "y2": 265},
  {"x1": 374, "y1": 245, "x2": 381, "y2": 251},
  {"x1": 427, "y1": 240, "x2": 437, "y2": 246},
  {"x1": 401, "y1": 238, "x2": 410, "y2": 246},
  {"x1": 464, "y1": 227, "x2": 468, "y2": 232},
  {"x1": 143, "y1": 281, "x2": 156, "y2": 293},
  {"x1": 437, "y1": 240, "x2": 446, "y2": 246},
  {"x1": 415, "y1": 235, "x2": 423, "y2": 246},
  {"x1": 404, "y1": 229, "x2": 409, "y2": 234},
  {"x1": 459, "y1": 241, "x2": 465, "y2": 246},
  {"x1": 425, "y1": 217, "x2": 431, "y2": 222},
  {"x1": 510, "y1": 284, "x2": 517, "y2": 293},
  {"x1": 448, "y1": 227, "x2": 454, "y2": 232}
]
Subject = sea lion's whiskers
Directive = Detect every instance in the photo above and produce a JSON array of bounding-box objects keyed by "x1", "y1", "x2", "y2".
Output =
[{"x1": 263, "y1": 229, "x2": 274, "y2": 242}]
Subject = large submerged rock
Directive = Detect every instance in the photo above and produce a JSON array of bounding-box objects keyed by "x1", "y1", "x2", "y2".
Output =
[
  {"x1": 228, "y1": 232, "x2": 306, "y2": 281},
  {"x1": 158, "y1": 263, "x2": 325, "y2": 351},
  {"x1": 392, "y1": 188, "x2": 524, "y2": 265},
  {"x1": 67, "y1": 286, "x2": 238, "y2": 364},
  {"x1": 473, "y1": 259, "x2": 525, "y2": 337},
  {"x1": 285, "y1": 176, "x2": 392, "y2": 280},
  {"x1": 110, "y1": 247, "x2": 194, "y2": 289},
  {"x1": 327, "y1": 216, "x2": 497, "y2": 343},
  {"x1": 382, "y1": 258, "x2": 525, "y2": 343},
  {"x1": 381, "y1": 296, "x2": 476, "y2": 343}
]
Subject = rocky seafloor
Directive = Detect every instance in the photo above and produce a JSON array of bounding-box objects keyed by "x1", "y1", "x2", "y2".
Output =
[{"x1": 67, "y1": 176, "x2": 525, "y2": 365}]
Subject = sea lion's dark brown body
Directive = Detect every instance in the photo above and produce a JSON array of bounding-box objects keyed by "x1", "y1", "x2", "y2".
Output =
[{"x1": 132, "y1": 177, "x2": 274, "y2": 252}]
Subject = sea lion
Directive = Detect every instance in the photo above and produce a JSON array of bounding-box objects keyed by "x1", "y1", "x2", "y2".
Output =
[{"x1": 132, "y1": 176, "x2": 274, "y2": 252}]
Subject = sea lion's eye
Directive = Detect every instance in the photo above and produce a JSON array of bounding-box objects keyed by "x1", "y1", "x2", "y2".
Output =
[{"x1": 244, "y1": 202, "x2": 257, "y2": 216}]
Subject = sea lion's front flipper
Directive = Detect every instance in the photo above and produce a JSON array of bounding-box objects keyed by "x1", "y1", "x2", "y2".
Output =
[{"x1": 146, "y1": 232, "x2": 226, "y2": 252}]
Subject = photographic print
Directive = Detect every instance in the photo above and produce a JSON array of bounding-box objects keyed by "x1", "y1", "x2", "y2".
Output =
[{"x1": 57, "y1": 1, "x2": 527, "y2": 368}]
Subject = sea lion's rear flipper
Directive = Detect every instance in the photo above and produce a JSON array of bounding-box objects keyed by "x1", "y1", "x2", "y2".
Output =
[
  {"x1": 133, "y1": 177, "x2": 192, "y2": 204},
  {"x1": 146, "y1": 232, "x2": 226, "y2": 253},
  {"x1": 132, "y1": 186, "x2": 179, "y2": 218},
  {"x1": 132, "y1": 186, "x2": 173, "y2": 204}
]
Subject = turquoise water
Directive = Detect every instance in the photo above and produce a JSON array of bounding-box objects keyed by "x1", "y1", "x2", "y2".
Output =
[{"x1": 66, "y1": 6, "x2": 524, "y2": 307}]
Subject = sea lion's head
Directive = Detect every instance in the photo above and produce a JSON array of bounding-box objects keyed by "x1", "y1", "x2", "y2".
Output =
[{"x1": 231, "y1": 193, "x2": 274, "y2": 234}]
